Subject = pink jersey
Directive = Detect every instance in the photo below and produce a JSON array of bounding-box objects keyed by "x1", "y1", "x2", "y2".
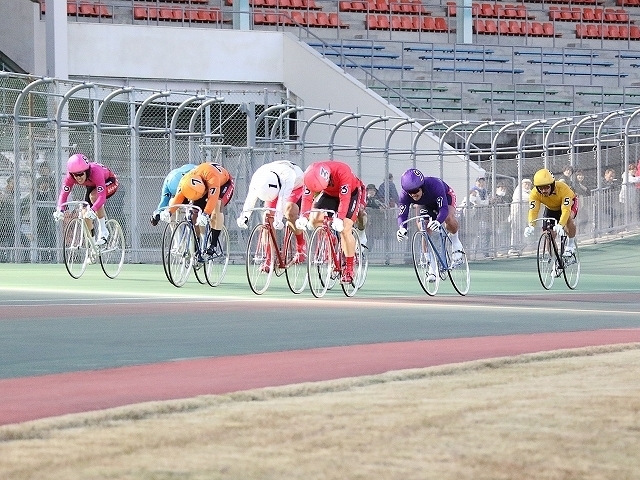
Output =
[
  {"x1": 301, "y1": 161, "x2": 361, "y2": 220},
  {"x1": 57, "y1": 162, "x2": 116, "y2": 212}
]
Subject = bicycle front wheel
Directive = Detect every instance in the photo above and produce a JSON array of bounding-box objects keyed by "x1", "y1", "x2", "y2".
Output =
[
  {"x1": 161, "y1": 222, "x2": 174, "y2": 284},
  {"x1": 411, "y1": 230, "x2": 439, "y2": 296},
  {"x1": 562, "y1": 241, "x2": 580, "y2": 290},
  {"x1": 341, "y1": 229, "x2": 361, "y2": 298},
  {"x1": 537, "y1": 232, "x2": 556, "y2": 290},
  {"x1": 99, "y1": 219, "x2": 125, "y2": 279},
  {"x1": 167, "y1": 220, "x2": 195, "y2": 287},
  {"x1": 284, "y1": 227, "x2": 308, "y2": 294},
  {"x1": 204, "y1": 225, "x2": 230, "y2": 287},
  {"x1": 63, "y1": 217, "x2": 89, "y2": 279},
  {"x1": 246, "y1": 224, "x2": 275, "y2": 295},
  {"x1": 308, "y1": 227, "x2": 333, "y2": 298},
  {"x1": 445, "y1": 234, "x2": 470, "y2": 296}
]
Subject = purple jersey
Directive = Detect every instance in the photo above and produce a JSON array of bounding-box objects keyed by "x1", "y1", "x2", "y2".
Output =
[{"x1": 397, "y1": 177, "x2": 454, "y2": 227}]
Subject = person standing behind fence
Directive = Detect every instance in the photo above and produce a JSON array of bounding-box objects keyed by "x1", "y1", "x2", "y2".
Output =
[
  {"x1": 557, "y1": 165, "x2": 575, "y2": 192},
  {"x1": 573, "y1": 170, "x2": 591, "y2": 198},
  {"x1": 509, "y1": 178, "x2": 532, "y2": 255},
  {"x1": 619, "y1": 163, "x2": 640, "y2": 222},
  {"x1": 377, "y1": 173, "x2": 399, "y2": 208},
  {"x1": 150, "y1": 163, "x2": 198, "y2": 226},
  {"x1": 35, "y1": 175, "x2": 56, "y2": 262},
  {"x1": 603, "y1": 168, "x2": 619, "y2": 230}
]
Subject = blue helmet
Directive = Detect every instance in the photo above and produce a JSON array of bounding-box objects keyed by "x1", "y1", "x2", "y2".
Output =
[{"x1": 400, "y1": 168, "x2": 424, "y2": 192}]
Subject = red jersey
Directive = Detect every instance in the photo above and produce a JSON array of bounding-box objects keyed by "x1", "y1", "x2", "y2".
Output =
[{"x1": 301, "y1": 161, "x2": 361, "y2": 220}]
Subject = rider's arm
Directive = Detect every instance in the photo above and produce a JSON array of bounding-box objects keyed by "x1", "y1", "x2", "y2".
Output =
[
  {"x1": 56, "y1": 174, "x2": 74, "y2": 210},
  {"x1": 527, "y1": 193, "x2": 541, "y2": 226}
]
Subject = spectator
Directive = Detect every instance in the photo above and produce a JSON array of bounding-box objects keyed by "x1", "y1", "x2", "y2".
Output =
[
  {"x1": 35, "y1": 175, "x2": 56, "y2": 262},
  {"x1": 509, "y1": 178, "x2": 532, "y2": 255},
  {"x1": 490, "y1": 183, "x2": 509, "y2": 204},
  {"x1": 0, "y1": 176, "x2": 30, "y2": 262},
  {"x1": 37, "y1": 161, "x2": 56, "y2": 194},
  {"x1": 603, "y1": 168, "x2": 619, "y2": 229},
  {"x1": 469, "y1": 176, "x2": 489, "y2": 205},
  {"x1": 619, "y1": 163, "x2": 640, "y2": 222},
  {"x1": 574, "y1": 170, "x2": 591, "y2": 197},
  {"x1": 557, "y1": 165, "x2": 575, "y2": 191},
  {"x1": 366, "y1": 184, "x2": 385, "y2": 209},
  {"x1": 377, "y1": 173, "x2": 399, "y2": 208}
]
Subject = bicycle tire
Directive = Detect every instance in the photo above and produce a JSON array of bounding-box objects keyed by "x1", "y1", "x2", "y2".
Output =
[
  {"x1": 204, "y1": 225, "x2": 230, "y2": 287},
  {"x1": 411, "y1": 230, "x2": 439, "y2": 296},
  {"x1": 445, "y1": 233, "x2": 470, "y2": 296},
  {"x1": 307, "y1": 227, "x2": 333, "y2": 298},
  {"x1": 161, "y1": 222, "x2": 174, "y2": 285},
  {"x1": 246, "y1": 223, "x2": 274, "y2": 295},
  {"x1": 63, "y1": 217, "x2": 89, "y2": 279},
  {"x1": 341, "y1": 229, "x2": 361, "y2": 298},
  {"x1": 355, "y1": 244, "x2": 369, "y2": 290},
  {"x1": 99, "y1": 219, "x2": 125, "y2": 279},
  {"x1": 537, "y1": 232, "x2": 556, "y2": 290},
  {"x1": 561, "y1": 239, "x2": 580, "y2": 290},
  {"x1": 284, "y1": 226, "x2": 308, "y2": 294},
  {"x1": 167, "y1": 220, "x2": 195, "y2": 288}
]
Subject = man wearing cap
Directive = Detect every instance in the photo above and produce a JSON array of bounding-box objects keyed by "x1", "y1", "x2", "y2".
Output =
[{"x1": 469, "y1": 176, "x2": 489, "y2": 206}]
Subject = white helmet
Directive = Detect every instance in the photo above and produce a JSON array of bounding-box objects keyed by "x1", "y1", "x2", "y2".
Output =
[{"x1": 257, "y1": 171, "x2": 281, "y2": 202}]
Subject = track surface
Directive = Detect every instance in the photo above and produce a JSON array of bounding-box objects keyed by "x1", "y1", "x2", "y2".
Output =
[{"x1": 1, "y1": 235, "x2": 639, "y2": 425}]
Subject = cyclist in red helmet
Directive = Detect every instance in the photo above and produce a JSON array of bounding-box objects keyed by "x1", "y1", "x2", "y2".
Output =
[
  {"x1": 296, "y1": 160, "x2": 364, "y2": 284},
  {"x1": 53, "y1": 154, "x2": 119, "y2": 246}
]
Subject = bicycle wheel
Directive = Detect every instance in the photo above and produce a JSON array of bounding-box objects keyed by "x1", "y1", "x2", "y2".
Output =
[
  {"x1": 445, "y1": 234, "x2": 470, "y2": 296},
  {"x1": 355, "y1": 245, "x2": 369, "y2": 290},
  {"x1": 99, "y1": 219, "x2": 125, "y2": 279},
  {"x1": 246, "y1": 224, "x2": 274, "y2": 295},
  {"x1": 284, "y1": 227, "x2": 308, "y2": 294},
  {"x1": 562, "y1": 241, "x2": 580, "y2": 290},
  {"x1": 161, "y1": 222, "x2": 174, "y2": 284},
  {"x1": 411, "y1": 230, "x2": 439, "y2": 296},
  {"x1": 307, "y1": 227, "x2": 333, "y2": 298},
  {"x1": 341, "y1": 229, "x2": 361, "y2": 298},
  {"x1": 167, "y1": 220, "x2": 195, "y2": 287},
  {"x1": 63, "y1": 217, "x2": 89, "y2": 279},
  {"x1": 536, "y1": 232, "x2": 555, "y2": 290},
  {"x1": 204, "y1": 225, "x2": 230, "y2": 287},
  {"x1": 193, "y1": 229, "x2": 206, "y2": 285}
]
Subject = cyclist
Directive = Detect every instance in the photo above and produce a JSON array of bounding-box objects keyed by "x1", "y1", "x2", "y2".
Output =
[
  {"x1": 236, "y1": 160, "x2": 307, "y2": 265},
  {"x1": 53, "y1": 153, "x2": 119, "y2": 246},
  {"x1": 395, "y1": 168, "x2": 464, "y2": 283},
  {"x1": 295, "y1": 160, "x2": 363, "y2": 284},
  {"x1": 150, "y1": 163, "x2": 197, "y2": 226},
  {"x1": 163, "y1": 162, "x2": 234, "y2": 253},
  {"x1": 524, "y1": 168, "x2": 578, "y2": 256}
]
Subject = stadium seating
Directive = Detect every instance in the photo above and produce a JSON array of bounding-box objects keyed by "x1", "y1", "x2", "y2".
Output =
[{"x1": 40, "y1": 1, "x2": 112, "y2": 18}]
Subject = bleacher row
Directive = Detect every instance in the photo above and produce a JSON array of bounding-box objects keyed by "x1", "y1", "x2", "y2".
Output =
[
  {"x1": 474, "y1": 19, "x2": 557, "y2": 35},
  {"x1": 548, "y1": 6, "x2": 631, "y2": 22},
  {"x1": 40, "y1": 1, "x2": 112, "y2": 17},
  {"x1": 133, "y1": 5, "x2": 223, "y2": 23},
  {"x1": 339, "y1": 0, "x2": 429, "y2": 14},
  {"x1": 254, "y1": 10, "x2": 348, "y2": 26}
]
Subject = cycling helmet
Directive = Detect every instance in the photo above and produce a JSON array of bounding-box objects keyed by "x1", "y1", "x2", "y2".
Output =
[
  {"x1": 533, "y1": 168, "x2": 555, "y2": 192},
  {"x1": 257, "y1": 171, "x2": 281, "y2": 202},
  {"x1": 67, "y1": 154, "x2": 90, "y2": 174},
  {"x1": 180, "y1": 174, "x2": 206, "y2": 201},
  {"x1": 400, "y1": 168, "x2": 424, "y2": 193},
  {"x1": 303, "y1": 163, "x2": 330, "y2": 192}
]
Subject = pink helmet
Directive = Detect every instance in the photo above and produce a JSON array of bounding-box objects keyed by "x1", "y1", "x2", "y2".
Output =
[
  {"x1": 303, "y1": 163, "x2": 330, "y2": 192},
  {"x1": 67, "y1": 154, "x2": 90, "y2": 174}
]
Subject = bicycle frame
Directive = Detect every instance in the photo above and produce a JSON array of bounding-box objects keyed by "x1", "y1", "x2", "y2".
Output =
[{"x1": 533, "y1": 217, "x2": 580, "y2": 290}]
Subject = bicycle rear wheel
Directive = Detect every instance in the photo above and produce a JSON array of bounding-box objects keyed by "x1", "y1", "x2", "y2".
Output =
[
  {"x1": 355, "y1": 245, "x2": 369, "y2": 290},
  {"x1": 204, "y1": 225, "x2": 230, "y2": 287},
  {"x1": 168, "y1": 220, "x2": 195, "y2": 287},
  {"x1": 445, "y1": 234, "x2": 470, "y2": 296},
  {"x1": 246, "y1": 224, "x2": 274, "y2": 295},
  {"x1": 562, "y1": 241, "x2": 580, "y2": 290},
  {"x1": 341, "y1": 229, "x2": 361, "y2": 298},
  {"x1": 308, "y1": 227, "x2": 333, "y2": 298},
  {"x1": 284, "y1": 227, "x2": 308, "y2": 294},
  {"x1": 537, "y1": 232, "x2": 556, "y2": 290},
  {"x1": 99, "y1": 219, "x2": 125, "y2": 279},
  {"x1": 411, "y1": 230, "x2": 439, "y2": 296},
  {"x1": 63, "y1": 217, "x2": 89, "y2": 279},
  {"x1": 161, "y1": 222, "x2": 174, "y2": 284}
]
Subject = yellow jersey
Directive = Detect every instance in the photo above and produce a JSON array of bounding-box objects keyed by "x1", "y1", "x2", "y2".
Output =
[{"x1": 528, "y1": 181, "x2": 576, "y2": 227}]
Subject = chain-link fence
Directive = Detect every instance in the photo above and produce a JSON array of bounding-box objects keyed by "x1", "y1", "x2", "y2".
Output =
[{"x1": 2, "y1": 72, "x2": 640, "y2": 266}]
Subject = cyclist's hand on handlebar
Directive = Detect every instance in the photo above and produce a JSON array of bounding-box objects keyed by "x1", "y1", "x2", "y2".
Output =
[
  {"x1": 53, "y1": 210, "x2": 64, "y2": 222},
  {"x1": 159, "y1": 210, "x2": 171, "y2": 223},
  {"x1": 236, "y1": 214, "x2": 249, "y2": 229},
  {"x1": 295, "y1": 217, "x2": 309, "y2": 231},
  {"x1": 427, "y1": 219, "x2": 440, "y2": 232},
  {"x1": 273, "y1": 218, "x2": 285, "y2": 230},
  {"x1": 84, "y1": 208, "x2": 97, "y2": 220},
  {"x1": 196, "y1": 213, "x2": 210, "y2": 226},
  {"x1": 396, "y1": 227, "x2": 408, "y2": 242},
  {"x1": 150, "y1": 211, "x2": 160, "y2": 226},
  {"x1": 553, "y1": 224, "x2": 565, "y2": 236},
  {"x1": 523, "y1": 225, "x2": 535, "y2": 237},
  {"x1": 331, "y1": 217, "x2": 344, "y2": 233}
]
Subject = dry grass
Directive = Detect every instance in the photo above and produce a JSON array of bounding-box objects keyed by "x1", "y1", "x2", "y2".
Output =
[{"x1": 1, "y1": 344, "x2": 640, "y2": 480}]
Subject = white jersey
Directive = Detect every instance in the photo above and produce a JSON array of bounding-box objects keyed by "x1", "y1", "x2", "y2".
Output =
[{"x1": 242, "y1": 161, "x2": 304, "y2": 222}]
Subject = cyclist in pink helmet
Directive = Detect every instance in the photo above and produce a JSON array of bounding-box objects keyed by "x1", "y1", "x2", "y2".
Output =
[{"x1": 53, "y1": 154, "x2": 119, "y2": 246}]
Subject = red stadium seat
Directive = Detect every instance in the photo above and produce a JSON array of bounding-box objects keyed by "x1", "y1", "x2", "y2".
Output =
[
  {"x1": 434, "y1": 16, "x2": 447, "y2": 31},
  {"x1": 474, "y1": 18, "x2": 486, "y2": 33},
  {"x1": 484, "y1": 19, "x2": 498, "y2": 33}
]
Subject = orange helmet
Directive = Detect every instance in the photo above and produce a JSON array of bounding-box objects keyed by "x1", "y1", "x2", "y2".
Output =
[
  {"x1": 303, "y1": 163, "x2": 330, "y2": 192},
  {"x1": 180, "y1": 174, "x2": 206, "y2": 201}
]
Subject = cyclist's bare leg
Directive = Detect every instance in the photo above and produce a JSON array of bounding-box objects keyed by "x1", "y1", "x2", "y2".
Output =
[
  {"x1": 286, "y1": 202, "x2": 306, "y2": 255},
  {"x1": 89, "y1": 190, "x2": 109, "y2": 241},
  {"x1": 341, "y1": 218, "x2": 356, "y2": 257}
]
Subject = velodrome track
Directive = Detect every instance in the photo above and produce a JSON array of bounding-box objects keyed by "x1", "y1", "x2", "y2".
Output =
[{"x1": 1, "y1": 234, "x2": 639, "y2": 426}]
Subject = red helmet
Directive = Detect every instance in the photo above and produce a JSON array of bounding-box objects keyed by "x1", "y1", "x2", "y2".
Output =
[{"x1": 303, "y1": 163, "x2": 330, "y2": 192}]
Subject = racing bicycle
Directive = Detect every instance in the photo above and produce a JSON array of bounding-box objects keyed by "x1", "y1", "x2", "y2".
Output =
[
  {"x1": 59, "y1": 201, "x2": 125, "y2": 279},
  {"x1": 533, "y1": 217, "x2": 580, "y2": 290},
  {"x1": 245, "y1": 207, "x2": 308, "y2": 295},
  {"x1": 403, "y1": 214, "x2": 470, "y2": 296},
  {"x1": 161, "y1": 204, "x2": 229, "y2": 288}
]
